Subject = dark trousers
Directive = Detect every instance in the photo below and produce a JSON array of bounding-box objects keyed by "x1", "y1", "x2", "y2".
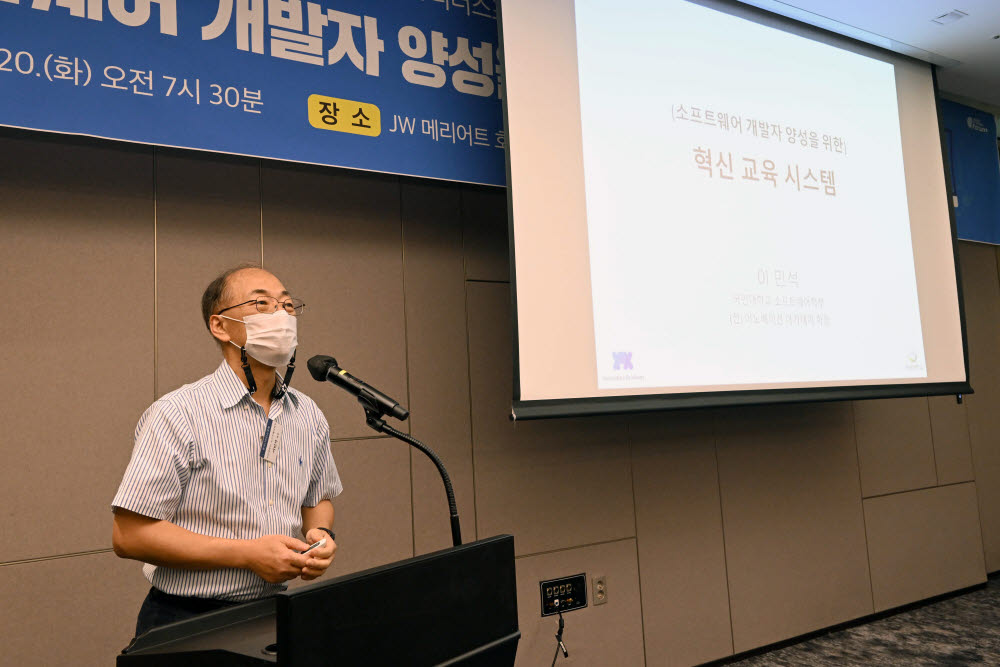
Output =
[{"x1": 133, "y1": 586, "x2": 240, "y2": 639}]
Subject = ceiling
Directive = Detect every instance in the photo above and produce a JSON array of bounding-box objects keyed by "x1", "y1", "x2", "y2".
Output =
[{"x1": 736, "y1": 0, "x2": 1000, "y2": 109}]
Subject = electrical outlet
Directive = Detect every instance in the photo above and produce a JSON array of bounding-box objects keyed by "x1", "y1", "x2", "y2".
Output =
[{"x1": 593, "y1": 575, "x2": 608, "y2": 605}]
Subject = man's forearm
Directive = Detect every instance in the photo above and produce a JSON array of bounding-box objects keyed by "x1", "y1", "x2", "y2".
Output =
[
  {"x1": 301, "y1": 500, "x2": 335, "y2": 537},
  {"x1": 112, "y1": 508, "x2": 248, "y2": 571}
]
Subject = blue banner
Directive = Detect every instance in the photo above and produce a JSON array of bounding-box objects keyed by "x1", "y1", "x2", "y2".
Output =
[
  {"x1": 940, "y1": 99, "x2": 1000, "y2": 244},
  {"x1": 0, "y1": 0, "x2": 506, "y2": 186}
]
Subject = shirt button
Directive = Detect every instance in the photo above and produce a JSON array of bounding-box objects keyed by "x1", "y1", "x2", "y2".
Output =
[
  {"x1": 269, "y1": 499, "x2": 274, "y2": 506},
  {"x1": 267, "y1": 462, "x2": 273, "y2": 468}
]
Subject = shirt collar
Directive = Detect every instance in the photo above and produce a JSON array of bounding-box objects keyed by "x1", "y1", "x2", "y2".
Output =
[
  {"x1": 214, "y1": 361, "x2": 252, "y2": 409},
  {"x1": 213, "y1": 361, "x2": 300, "y2": 410}
]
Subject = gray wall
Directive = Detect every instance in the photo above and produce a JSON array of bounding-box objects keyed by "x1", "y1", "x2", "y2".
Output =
[{"x1": 0, "y1": 128, "x2": 996, "y2": 666}]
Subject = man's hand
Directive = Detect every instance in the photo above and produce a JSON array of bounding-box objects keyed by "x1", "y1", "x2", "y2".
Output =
[
  {"x1": 300, "y1": 527, "x2": 338, "y2": 581},
  {"x1": 243, "y1": 534, "x2": 312, "y2": 583}
]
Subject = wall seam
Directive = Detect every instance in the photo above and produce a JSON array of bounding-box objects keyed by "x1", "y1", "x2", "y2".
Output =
[
  {"x1": 713, "y1": 409, "x2": 736, "y2": 656},
  {"x1": 514, "y1": 536, "x2": 637, "y2": 561},
  {"x1": 259, "y1": 160, "x2": 264, "y2": 266},
  {"x1": 627, "y1": 422, "x2": 649, "y2": 667},
  {"x1": 851, "y1": 401, "x2": 878, "y2": 613},
  {"x1": 1, "y1": 548, "x2": 114, "y2": 568},
  {"x1": 152, "y1": 146, "x2": 159, "y2": 400},
  {"x1": 965, "y1": 422, "x2": 985, "y2": 570},
  {"x1": 863, "y1": 479, "x2": 976, "y2": 502},
  {"x1": 926, "y1": 397, "x2": 941, "y2": 486},
  {"x1": 330, "y1": 434, "x2": 392, "y2": 443},
  {"x1": 398, "y1": 178, "x2": 416, "y2": 559},
  {"x1": 460, "y1": 189, "x2": 480, "y2": 542},
  {"x1": 961, "y1": 397, "x2": 975, "y2": 480}
]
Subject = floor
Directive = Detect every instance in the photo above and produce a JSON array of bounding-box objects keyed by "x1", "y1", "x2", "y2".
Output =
[{"x1": 721, "y1": 577, "x2": 1000, "y2": 666}]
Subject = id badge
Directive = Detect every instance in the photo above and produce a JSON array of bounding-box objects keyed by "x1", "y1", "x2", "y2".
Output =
[{"x1": 260, "y1": 419, "x2": 283, "y2": 464}]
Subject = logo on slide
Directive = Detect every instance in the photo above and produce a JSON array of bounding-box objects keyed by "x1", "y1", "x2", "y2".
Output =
[
  {"x1": 612, "y1": 351, "x2": 633, "y2": 371},
  {"x1": 967, "y1": 117, "x2": 989, "y2": 133}
]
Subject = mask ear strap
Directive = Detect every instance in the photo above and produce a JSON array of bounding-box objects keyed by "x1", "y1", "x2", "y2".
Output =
[
  {"x1": 240, "y1": 346, "x2": 257, "y2": 395},
  {"x1": 283, "y1": 349, "x2": 296, "y2": 396},
  {"x1": 275, "y1": 349, "x2": 296, "y2": 399}
]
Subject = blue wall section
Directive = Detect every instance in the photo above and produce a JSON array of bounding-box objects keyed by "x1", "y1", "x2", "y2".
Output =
[{"x1": 940, "y1": 99, "x2": 1000, "y2": 244}]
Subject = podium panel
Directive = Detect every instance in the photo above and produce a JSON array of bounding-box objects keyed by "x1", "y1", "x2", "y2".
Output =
[{"x1": 119, "y1": 535, "x2": 518, "y2": 666}]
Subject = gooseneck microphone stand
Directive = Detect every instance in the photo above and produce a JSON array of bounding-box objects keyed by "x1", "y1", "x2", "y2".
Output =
[{"x1": 357, "y1": 392, "x2": 463, "y2": 547}]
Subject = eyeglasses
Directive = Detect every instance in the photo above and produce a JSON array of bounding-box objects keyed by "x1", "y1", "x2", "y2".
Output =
[{"x1": 217, "y1": 296, "x2": 306, "y2": 317}]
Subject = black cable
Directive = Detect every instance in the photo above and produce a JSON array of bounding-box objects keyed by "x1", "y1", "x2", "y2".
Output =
[{"x1": 551, "y1": 611, "x2": 568, "y2": 666}]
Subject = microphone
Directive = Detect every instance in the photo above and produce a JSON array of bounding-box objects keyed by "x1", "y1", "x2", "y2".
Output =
[
  {"x1": 307, "y1": 355, "x2": 409, "y2": 421},
  {"x1": 307, "y1": 354, "x2": 460, "y2": 546}
]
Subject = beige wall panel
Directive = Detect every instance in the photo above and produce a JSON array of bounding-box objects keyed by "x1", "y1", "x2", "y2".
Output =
[
  {"x1": 295, "y1": 437, "x2": 414, "y2": 583},
  {"x1": 155, "y1": 150, "x2": 262, "y2": 397},
  {"x1": 0, "y1": 551, "x2": 151, "y2": 665},
  {"x1": 466, "y1": 282, "x2": 635, "y2": 556},
  {"x1": 462, "y1": 186, "x2": 509, "y2": 282},
  {"x1": 715, "y1": 402, "x2": 873, "y2": 652},
  {"x1": 513, "y1": 539, "x2": 644, "y2": 667},
  {"x1": 853, "y1": 398, "x2": 937, "y2": 498},
  {"x1": 957, "y1": 242, "x2": 1000, "y2": 571},
  {"x1": 400, "y1": 180, "x2": 478, "y2": 554},
  {"x1": 261, "y1": 164, "x2": 407, "y2": 441},
  {"x1": 864, "y1": 482, "x2": 986, "y2": 611},
  {"x1": 928, "y1": 395, "x2": 974, "y2": 485},
  {"x1": 0, "y1": 134, "x2": 153, "y2": 562},
  {"x1": 630, "y1": 410, "x2": 734, "y2": 666}
]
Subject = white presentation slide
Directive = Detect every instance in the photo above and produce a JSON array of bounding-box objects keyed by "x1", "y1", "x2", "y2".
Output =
[{"x1": 575, "y1": 0, "x2": 927, "y2": 389}]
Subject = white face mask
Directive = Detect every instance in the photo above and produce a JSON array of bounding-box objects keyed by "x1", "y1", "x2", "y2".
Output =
[{"x1": 222, "y1": 310, "x2": 298, "y2": 368}]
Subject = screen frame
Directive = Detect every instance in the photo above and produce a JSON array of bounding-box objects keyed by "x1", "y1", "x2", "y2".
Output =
[{"x1": 497, "y1": 0, "x2": 973, "y2": 420}]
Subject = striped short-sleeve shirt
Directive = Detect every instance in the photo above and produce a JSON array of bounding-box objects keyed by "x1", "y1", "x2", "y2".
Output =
[{"x1": 112, "y1": 361, "x2": 343, "y2": 601}]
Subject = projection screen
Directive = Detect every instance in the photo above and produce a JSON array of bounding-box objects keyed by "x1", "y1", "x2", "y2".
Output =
[{"x1": 499, "y1": 0, "x2": 971, "y2": 419}]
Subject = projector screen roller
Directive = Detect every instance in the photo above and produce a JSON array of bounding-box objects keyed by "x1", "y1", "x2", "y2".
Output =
[{"x1": 499, "y1": 0, "x2": 970, "y2": 419}]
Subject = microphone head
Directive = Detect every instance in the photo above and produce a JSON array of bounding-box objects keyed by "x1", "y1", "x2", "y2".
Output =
[{"x1": 307, "y1": 355, "x2": 337, "y2": 381}]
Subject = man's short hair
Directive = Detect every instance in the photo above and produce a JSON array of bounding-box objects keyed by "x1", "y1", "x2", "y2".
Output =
[{"x1": 201, "y1": 263, "x2": 263, "y2": 331}]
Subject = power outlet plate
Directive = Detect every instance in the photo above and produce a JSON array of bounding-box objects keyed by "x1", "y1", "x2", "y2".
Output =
[{"x1": 593, "y1": 575, "x2": 608, "y2": 605}]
